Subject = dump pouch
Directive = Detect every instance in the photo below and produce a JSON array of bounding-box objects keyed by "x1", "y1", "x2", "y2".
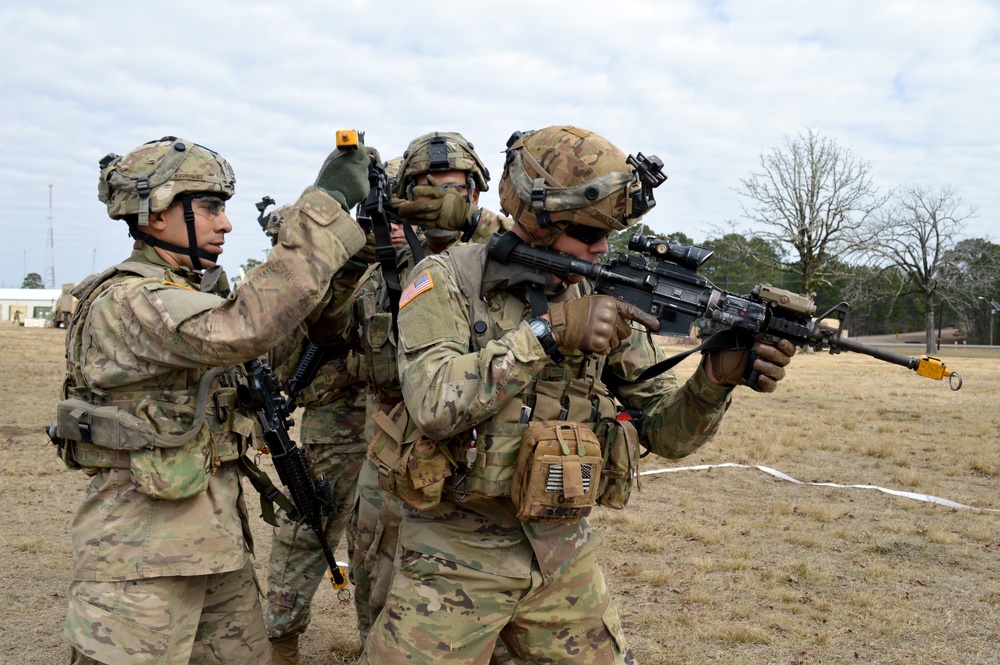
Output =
[
  {"x1": 368, "y1": 403, "x2": 455, "y2": 510},
  {"x1": 130, "y1": 429, "x2": 209, "y2": 500},
  {"x1": 593, "y1": 417, "x2": 641, "y2": 510},
  {"x1": 511, "y1": 421, "x2": 603, "y2": 524},
  {"x1": 129, "y1": 395, "x2": 216, "y2": 499}
]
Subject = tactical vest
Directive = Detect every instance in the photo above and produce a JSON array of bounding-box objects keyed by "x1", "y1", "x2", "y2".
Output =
[
  {"x1": 53, "y1": 260, "x2": 254, "y2": 498},
  {"x1": 353, "y1": 260, "x2": 409, "y2": 408},
  {"x1": 371, "y1": 244, "x2": 640, "y2": 509}
]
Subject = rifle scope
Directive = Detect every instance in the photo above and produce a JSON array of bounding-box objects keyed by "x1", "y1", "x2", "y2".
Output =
[{"x1": 627, "y1": 234, "x2": 714, "y2": 271}]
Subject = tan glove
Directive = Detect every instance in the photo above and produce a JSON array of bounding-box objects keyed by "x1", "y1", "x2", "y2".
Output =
[
  {"x1": 549, "y1": 295, "x2": 661, "y2": 355},
  {"x1": 705, "y1": 338, "x2": 796, "y2": 393},
  {"x1": 395, "y1": 175, "x2": 474, "y2": 231}
]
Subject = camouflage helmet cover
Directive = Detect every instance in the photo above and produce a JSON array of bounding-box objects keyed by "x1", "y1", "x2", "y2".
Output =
[
  {"x1": 396, "y1": 131, "x2": 490, "y2": 198},
  {"x1": 384, "y1": 156, "x2": 404, "y2": 194},
  {"x1": 498, "y1": 125, "x2": 641, "y2": 242},
  {"x1": 98, "y1": 136, "x2": 236, "y2": 224}
]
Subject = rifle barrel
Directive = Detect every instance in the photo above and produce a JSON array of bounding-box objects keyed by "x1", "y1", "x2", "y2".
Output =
[{"x1": 828, "y1": 336, "x2": 918, "y2": 370}]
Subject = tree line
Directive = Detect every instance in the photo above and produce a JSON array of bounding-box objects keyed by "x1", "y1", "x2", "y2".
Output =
[{"x1": 610, "y1": 128, "x2": 998, "y2": 353}]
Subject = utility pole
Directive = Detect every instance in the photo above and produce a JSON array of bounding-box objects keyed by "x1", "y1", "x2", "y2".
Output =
[
  {"x1": 46, "y1": 184, "x2": 56, "y2": 288},
  {"x1": 978, "y1": 297, "x2": 1000, "y2": 346}
]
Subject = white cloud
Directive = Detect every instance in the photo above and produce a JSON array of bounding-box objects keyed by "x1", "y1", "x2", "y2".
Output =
[{"x1": 1, "y1": 0, "x2": 996, "y2": 288}]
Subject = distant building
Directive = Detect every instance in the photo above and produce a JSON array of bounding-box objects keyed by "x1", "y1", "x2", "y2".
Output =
[{"x1": 0, "y1": 288, "x2": 62, "y2": 323}]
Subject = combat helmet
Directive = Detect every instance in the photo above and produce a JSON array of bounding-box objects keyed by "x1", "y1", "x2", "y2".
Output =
[
  {"x1": 396, "y1": 131, "x2": 490, "y2": 200},
  {"x1": 498, "y1": 125, "x2": 663, "y2": 246},
  {"x1": 384, "y1": 156, "x2": 404, "y2": 195},
  {"x1": 98, "y1": 136, "x2": 236, "y2": 269}
]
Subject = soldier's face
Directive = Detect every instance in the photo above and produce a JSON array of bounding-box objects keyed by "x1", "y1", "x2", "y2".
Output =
[
  {"x1": 150, "y1": 195, "x2": 232, "y2": 269},
  {"x1": 549, "y1": 230, "x2": 609, "y2": 283},
  {"x1": 389, "y1": 221, "x2": 416, "y2": 248},
  {"x1": 414, "y1": 170, "x2": 480, "y2": 205}
]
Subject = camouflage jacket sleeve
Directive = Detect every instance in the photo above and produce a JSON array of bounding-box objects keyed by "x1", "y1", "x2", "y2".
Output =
[
  {"x1": 116, "y1": 187, "x2": 365, "y2": 368},
  {"x1": 306, "y1": 262, "x2": 373, "y2": 349},
  {"x1": 609, "y1": 332, "x2": 733, "y2": 460},
  {"x1": 396, "y1": 255, "x2": 550, "y2": 440}
]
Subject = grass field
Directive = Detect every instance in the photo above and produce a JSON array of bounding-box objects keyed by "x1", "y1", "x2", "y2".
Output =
[{"x1": 0, "y1": 324, "x2": 997, "y2": 664}]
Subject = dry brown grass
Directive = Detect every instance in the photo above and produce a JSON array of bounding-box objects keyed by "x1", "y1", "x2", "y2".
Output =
[{"x1": 1, "y1": 325, "x2": 997, "y2": 664}]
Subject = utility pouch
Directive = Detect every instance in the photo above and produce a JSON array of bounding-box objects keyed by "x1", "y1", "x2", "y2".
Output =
[
  {"x1": 511, "y1": 421, "x2": 603, "y2": 524},
  {"x1": 368, "y1": 403, "x2": 454, "y2": 510},
  {"x1": 594, "y1": 418, "x2": 641, "y2": 510},
  {"x1": 50, "y1": 398, "x2": 167, "y2": 472},
  {"x1": 55, "y1": 398, "x2": 163, "y2": 451}
]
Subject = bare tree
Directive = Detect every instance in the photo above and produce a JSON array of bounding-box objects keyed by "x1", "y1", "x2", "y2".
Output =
[
  {"x1": 943, "y1": 238, "x2": 1000, "y2": 344},
  {"x1": 858, "y1": 184, "x2": 977, "y2": 353},
  {"x1": 738, "y1": 128, "x2": 886, "y2": 296}
]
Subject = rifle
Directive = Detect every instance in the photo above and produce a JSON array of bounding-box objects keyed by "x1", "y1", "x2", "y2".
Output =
[
  {"x1": 361, "y1": 149, "x2": 423, "y2": 330},
  {"x1": 486, "y1": 232, "x2": 963, "y2": 391},
  {"x1": 237, "y1": 359, "x2": 350, "y2": 593},
  {"x1": 255, "y1": 195, "x2": 276, "y2": 233},
  {"x1": 282, "y1": 342, "x2": 338, "y2": 413}
]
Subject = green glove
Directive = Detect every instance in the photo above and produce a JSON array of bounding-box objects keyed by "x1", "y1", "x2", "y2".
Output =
[
  {"x1": 395, "y1": 175, "x2": 473, "y2": 231},
  {"x1": 314, "y1": 142, "x2": 371, "y2": 210}
]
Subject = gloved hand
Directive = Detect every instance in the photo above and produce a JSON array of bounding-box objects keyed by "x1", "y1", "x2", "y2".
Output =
[
  {"x1": 314, "y1": 142, "x2": 371, "y2": 210},
  {"x1": 395, "y1": 175, "x2": 474, "y2": 231},
  {"x1": 704, "y1": 338, "x2": 796, "y2": 393},
  {"x1": 549, "y1": 295, "x2": 661, "y2": 355}
]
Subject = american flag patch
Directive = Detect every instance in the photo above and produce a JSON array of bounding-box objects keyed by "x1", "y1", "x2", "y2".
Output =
[{"x1": 399, "y1": 271, "x2": 434, "y2": 309}]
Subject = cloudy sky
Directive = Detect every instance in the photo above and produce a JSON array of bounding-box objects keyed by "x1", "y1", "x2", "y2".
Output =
[{"x1": 1, "y1": 1, "x2": 997, "y2": 288}]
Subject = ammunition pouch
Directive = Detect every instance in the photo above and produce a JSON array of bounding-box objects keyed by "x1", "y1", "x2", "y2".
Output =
[
  {"x1": 362, "y1": 310, "x2": 399, "y2": 395},
  {"x1": 511, "y1": 421, "x2": 603, "y2": 523},
  {"x1": 367, "y1": 403, "x2": 456, "y2": 510}
]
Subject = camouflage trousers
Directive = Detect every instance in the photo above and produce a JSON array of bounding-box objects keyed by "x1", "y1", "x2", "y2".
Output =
[
  {"x1": 350, "y1": 457, "x2": 403, "y2": 642},
  {"x1": 264, "y1": 443, "x2": 365, "y2": 641},
  {"x1": 66, "y1": 561, "x2": 268, "y2": 665},
  {"x1": 359, "y1": 546, "x2": 633, "y2": 664}
]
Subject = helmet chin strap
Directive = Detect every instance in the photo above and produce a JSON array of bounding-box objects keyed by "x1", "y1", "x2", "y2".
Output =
[
  {"x1": 180, "y1": 195, "x2": 205, "y2": 271},
  {"x1": 129, "y1": 195, "x2": 215, "y2": 270}
]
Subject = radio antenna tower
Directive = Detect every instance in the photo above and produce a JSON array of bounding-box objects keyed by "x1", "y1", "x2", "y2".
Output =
[{"x1": 45, "y1": 184, "x2": 56, "y2": 288}]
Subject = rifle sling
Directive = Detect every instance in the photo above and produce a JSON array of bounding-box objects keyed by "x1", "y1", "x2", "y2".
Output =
[
  {"x1": 602, "y1": 328, "x2": 755, "y2": 389},
  {"x1": 238, "y1": 456, "x2": 301, "y2": 527}
]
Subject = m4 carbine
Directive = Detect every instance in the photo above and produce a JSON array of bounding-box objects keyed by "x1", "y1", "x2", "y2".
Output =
[
  {"x1": 238, "y1": 359, "x2": 350, "y2": 592},
  {"x1": 487, "y1": 232, "x2": 963, "y2": 390}
]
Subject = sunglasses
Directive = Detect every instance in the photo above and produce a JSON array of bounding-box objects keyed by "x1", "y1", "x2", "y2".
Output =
[{"x1": 562, "y1": 223, "x2": 611, "y2": 244}]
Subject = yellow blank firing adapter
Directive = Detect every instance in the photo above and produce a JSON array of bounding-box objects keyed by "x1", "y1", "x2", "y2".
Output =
[
  {"x1": 917, "y1": 356, "x2": 963, "y2": 390},
  {"x1": 336, "y1": 129, "x2": 360, "y2": 150}
]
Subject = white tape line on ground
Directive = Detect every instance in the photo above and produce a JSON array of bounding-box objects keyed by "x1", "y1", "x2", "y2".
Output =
[{"x1": 639, "y1": 462, "x2": 999, "y2": 512}]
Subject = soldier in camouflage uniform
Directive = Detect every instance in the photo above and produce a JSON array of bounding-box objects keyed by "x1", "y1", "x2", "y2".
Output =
[
  {"x1": 361, "y1": 126, "x2": 797, "y2": 664},
  {"x1": 53, "y1": 135, "x2": 371, "y2": 665},
  {"x1": 260, "y1": 203, "x2": 374, "y2": 665},
  {"x1": 312, "y1": 133, "x2": 511, "y2": 644}
]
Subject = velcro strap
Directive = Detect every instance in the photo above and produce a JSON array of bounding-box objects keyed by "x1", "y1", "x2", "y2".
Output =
[
  {"x1": 562, "y1": 460, "x2": 585, "y2": 498},
  {"x1": 372, "y1": 409, "x2": 405, "y2": 445}
]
